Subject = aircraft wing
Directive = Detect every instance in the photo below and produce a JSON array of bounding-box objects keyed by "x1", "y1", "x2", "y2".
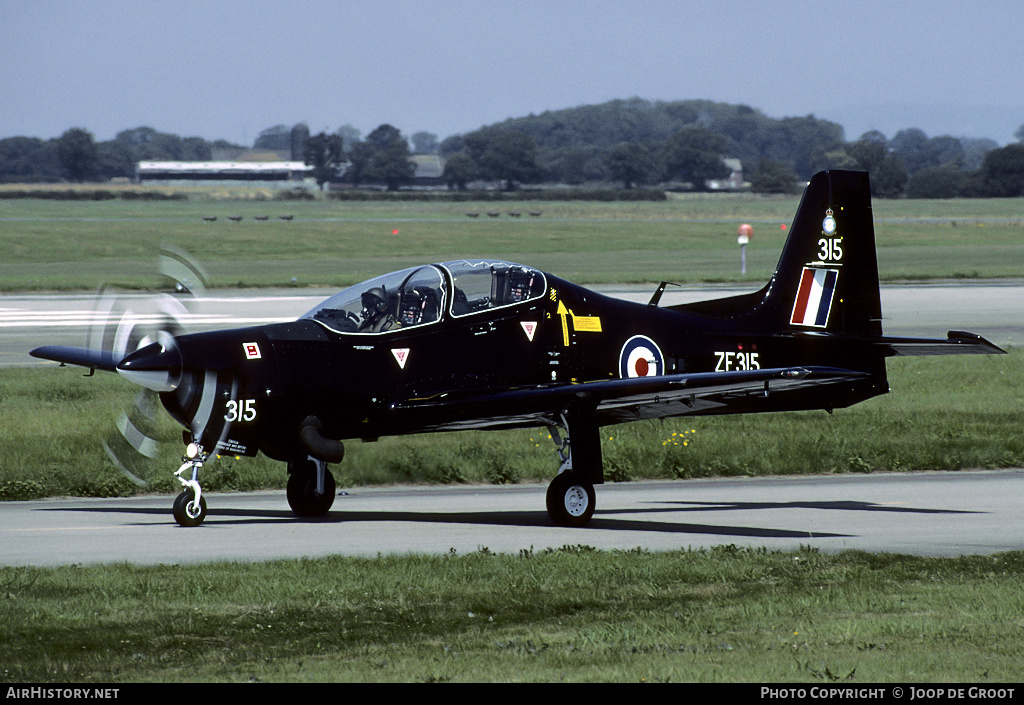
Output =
[
  {"x1": 390, "y1": 366, "x2": 868, "y2": 431},
  {"x1": 30, "y1": 345, "x2": 119, "y2": 372}
]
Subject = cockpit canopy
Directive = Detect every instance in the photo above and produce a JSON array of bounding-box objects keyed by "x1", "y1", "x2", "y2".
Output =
[
  {"x1": 443, "y1": 260, "x2": 546, "y2": 317},
  {"x1": 302, "y1": 260, "x2": 546, "y2": 334}
]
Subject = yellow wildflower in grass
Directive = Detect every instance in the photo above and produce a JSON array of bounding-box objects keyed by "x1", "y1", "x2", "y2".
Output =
[{"x1": 661, "y1": 427, "x2": 696, "y2": 448}]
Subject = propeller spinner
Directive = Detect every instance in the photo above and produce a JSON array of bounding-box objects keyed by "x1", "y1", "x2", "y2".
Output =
[{"x1": 116, "y1": 340, "x2": 182, "y2": 392}]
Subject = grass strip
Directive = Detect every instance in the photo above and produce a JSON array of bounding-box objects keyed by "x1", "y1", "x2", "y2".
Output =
[
  {"x1": 2, "y1": 546, "x2": 1024, "y2": 682},
  {"x1": 1, "y1": 196, "x2": 1022, "y2": 290}
]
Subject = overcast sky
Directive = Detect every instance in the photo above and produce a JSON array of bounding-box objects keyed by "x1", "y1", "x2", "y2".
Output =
[{"x1": 4, "y1": 0, "x2": 1022, "y2": 147}]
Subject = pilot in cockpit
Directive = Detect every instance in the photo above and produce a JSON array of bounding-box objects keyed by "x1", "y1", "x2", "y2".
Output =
[
  {"x1": 359, "y1": 286, "x2": 396, "y2": 332},
  {"x1": 508, "y1": 269, "x2": 536, "y2": 303}
]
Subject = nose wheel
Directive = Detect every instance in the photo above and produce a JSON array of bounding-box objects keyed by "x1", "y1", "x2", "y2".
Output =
[{"x1": 172, "y1": 487, "x2": 207, "y2": 527}]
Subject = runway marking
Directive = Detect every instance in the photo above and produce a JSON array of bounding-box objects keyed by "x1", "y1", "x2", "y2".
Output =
[
  {"x1": 3, "y1": 526, "x2": 125, "y2": 532},
  {"x1": 0, "y1": 312, "x2": 292, "y2": 328}
]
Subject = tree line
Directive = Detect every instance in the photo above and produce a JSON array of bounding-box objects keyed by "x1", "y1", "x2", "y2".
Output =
[
  {"x1": 2, "y1": 99, "x2": 1023, "y2": 197},
  {"x1": 441, "y1": 99, "x2": 1024, "y2": 198},
  {"x1": 0, "y1": 126, "x2": 238, "y2": 184}
]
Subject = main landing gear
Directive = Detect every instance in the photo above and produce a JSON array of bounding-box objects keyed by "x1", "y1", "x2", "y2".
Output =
[
  {"x1": 289, "y1": 415, "x2": 342, "y2": 518},
  {"x1": 546, "y1": 471, "x2": 595, "y2": 528},
  {"x1": 286, "y1": 457, "x2": 336, "y2": 517},
  {"x1": 544, "y1": 414, "x2": 602, "y2": 528}
]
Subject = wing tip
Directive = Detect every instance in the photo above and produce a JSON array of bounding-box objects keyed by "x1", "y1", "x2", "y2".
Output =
[{"x1": 30, "y1": 345, "x2": 118, "y2": 372}]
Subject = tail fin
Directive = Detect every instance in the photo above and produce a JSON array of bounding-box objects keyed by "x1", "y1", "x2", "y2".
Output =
[
  {"x1": 769, "y1": 170, "x2": 882, "y2": 336},
  {"x1": 674, "y1": 169, "x2": 1004, "y2": 357},
  {"x1": 675, "y1": 170, "x2": 882, "y2": 336}
]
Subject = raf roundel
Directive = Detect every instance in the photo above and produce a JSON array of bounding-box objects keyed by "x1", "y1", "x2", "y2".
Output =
[{"x1": 619, "y1": 335, "x2": 664, "y2": 378}]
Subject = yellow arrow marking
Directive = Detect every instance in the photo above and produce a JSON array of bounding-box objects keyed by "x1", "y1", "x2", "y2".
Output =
[{"x1": 557, "y1": 300, "x2": 570, "y2": 346}]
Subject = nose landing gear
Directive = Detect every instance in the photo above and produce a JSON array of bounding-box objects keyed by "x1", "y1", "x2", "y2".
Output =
[{"x1": 172, "y1": 442, "x2": 207, "y2": 527}]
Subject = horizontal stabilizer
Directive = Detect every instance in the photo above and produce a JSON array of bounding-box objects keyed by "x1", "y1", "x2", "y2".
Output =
[
  {"x1": 30, "y1": 345, "x2": 118, "y2": 372},
  {"x1": 877, "y1": 331, "x2": 1005, "y2": 357}
]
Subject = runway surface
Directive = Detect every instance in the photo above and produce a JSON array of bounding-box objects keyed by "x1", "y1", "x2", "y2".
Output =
[
  {"x1": 1, "y1": 282, "x2": 1020, "y2": 566},
  {"x1": 3, "y1": 281, "x2": 1023, "y2": 367},
  {"x1": 3, "y1": 470, "x2": 1023, "y2": 566}
]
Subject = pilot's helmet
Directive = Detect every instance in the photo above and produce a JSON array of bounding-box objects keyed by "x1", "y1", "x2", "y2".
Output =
[{"x1": 361, "y1": 286, "x2": 387, "y2": 316}]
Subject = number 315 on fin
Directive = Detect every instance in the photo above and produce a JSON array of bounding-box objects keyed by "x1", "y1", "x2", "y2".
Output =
[{"x1": 818, "y1": 237, "x2": 843, "y2": 262}]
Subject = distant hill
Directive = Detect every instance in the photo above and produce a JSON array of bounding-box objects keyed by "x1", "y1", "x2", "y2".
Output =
[{"x1": 441, "y1": 97, "x2": 847, "y2": 183}]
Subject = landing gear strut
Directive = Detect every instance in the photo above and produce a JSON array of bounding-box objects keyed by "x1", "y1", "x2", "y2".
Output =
[
  {"x1": 544, "y1": 411, "x2": 602, "y2": 528},
  {"x1": 172, "y1": 442, "x2": 207, "y2": 527}
]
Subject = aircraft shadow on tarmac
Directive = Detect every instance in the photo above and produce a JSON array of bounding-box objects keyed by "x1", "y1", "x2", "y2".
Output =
[
  {"x1": 642, "y1": 499, "x2": 979, "y2": 515},
  {"x1": 41, "y1": 497, "x2": 981, "y2": 540}
]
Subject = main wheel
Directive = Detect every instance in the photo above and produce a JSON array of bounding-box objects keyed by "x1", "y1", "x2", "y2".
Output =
[
  {"x1": 172, "y1": 489, "x2": 207, "y2": 527},
  {"x1": 546, "y1": 472, "x2": 596, "y2": 527},
  {"x1": 287, "y1": 460, "x2": 336, "y2": 517}
]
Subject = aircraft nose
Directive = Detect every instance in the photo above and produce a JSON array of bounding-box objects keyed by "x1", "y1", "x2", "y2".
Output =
[{"x1": 116, "y1": 341, "x2": 182, "y2": 392}]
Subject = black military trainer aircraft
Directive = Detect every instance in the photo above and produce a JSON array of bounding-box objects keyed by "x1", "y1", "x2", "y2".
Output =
[{"x1": 32, "y1": 170, "x2": 1004, "y2": 527}]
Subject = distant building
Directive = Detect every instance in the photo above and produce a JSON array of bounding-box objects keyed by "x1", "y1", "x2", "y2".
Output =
[
  {"x1": 706, "y1": 159, "x2": 744, "y2": 190},
  {"x1": 410, "y1": 154, "x2": 445, "y2": 187},
  {"x1": 136, "y1": 161, "x2": 313, "y2": 185},
  {"x1": 327, "y1": 155, "x2": 446, "y2": 190},
  {"x1": 211, "y1": 147, "x2": 291, "y2": 161}
]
